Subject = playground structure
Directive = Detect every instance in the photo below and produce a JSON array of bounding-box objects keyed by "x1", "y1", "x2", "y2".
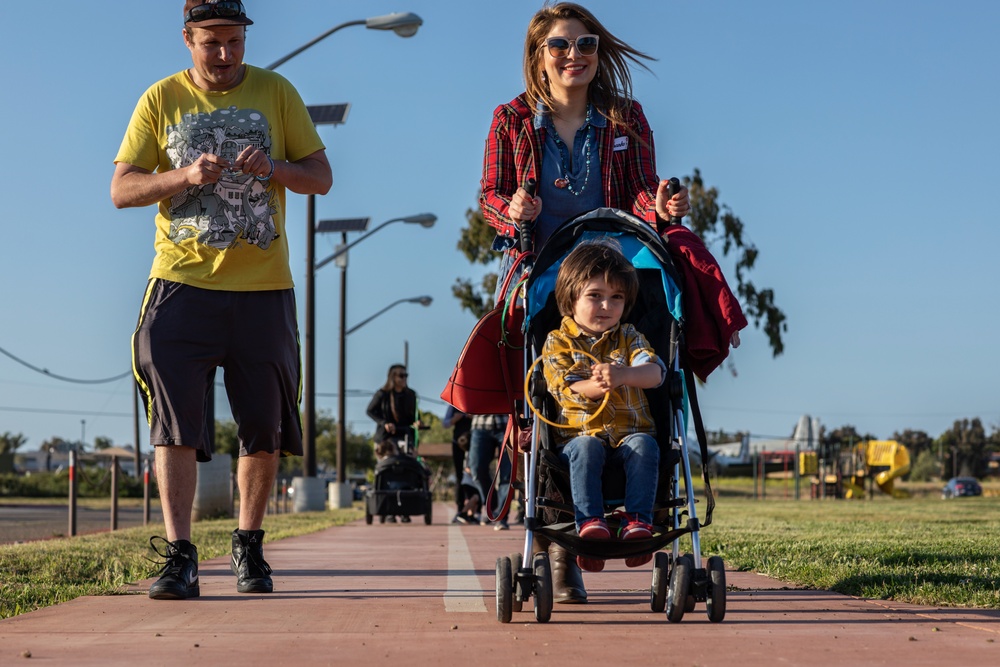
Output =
[
  {"x1": 699, "y1": 419, "x2": 914, "y2": 501},
  {"x1": 840, "y1": 440, "x2": 911, "y2": 498},
  {"x1": 800, "y1": 440, "x2": 912, "y2": 500}
]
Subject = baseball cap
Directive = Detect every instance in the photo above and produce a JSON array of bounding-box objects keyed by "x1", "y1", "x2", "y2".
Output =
[{"x1": 183, "y1": 1, "x2": 254, "y2": 28}]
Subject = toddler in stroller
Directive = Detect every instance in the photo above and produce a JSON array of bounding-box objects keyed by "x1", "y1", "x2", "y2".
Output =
[
  {"x1": 494, "y1": 207, "x2": 727, "y2": 624},
  {"x1": 540, "y1": 238, "x2": 665, "y2": 572}
]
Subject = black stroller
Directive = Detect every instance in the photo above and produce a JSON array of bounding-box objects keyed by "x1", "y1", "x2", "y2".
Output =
[
  {"x1": 364, "y1": 452, "x2": 433, "y2": 525},
  {"x1": 494, "y1": 208, "x2": 725, "y2": 623}
]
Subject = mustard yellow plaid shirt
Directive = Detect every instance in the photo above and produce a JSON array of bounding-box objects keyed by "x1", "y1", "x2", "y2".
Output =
[{"x1": 542, "y1": 317, "x2": 665, "y2": 447}]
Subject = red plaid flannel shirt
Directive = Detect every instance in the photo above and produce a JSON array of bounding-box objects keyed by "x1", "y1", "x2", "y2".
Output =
[{"x1": 479, "y1": 94, "x2": 664, "y2": 240}]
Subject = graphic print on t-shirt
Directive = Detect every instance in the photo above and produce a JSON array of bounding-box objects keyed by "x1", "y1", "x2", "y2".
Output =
[{"x1": 165, "y1": 106, "x2": 278, "y2": 251}]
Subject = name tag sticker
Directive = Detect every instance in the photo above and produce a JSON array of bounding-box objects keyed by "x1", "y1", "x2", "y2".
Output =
[{"x1": 613, "y1": 136, "x2": 629, "y2": 151}]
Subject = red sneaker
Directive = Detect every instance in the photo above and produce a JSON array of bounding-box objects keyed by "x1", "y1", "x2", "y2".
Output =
[
  {"x1": 577, "y1": 555, "x2": 605, "y2": 572},
  {"x1": 619, "y1": 517, "x2": 654, "y2": 568},
  {"x1": 619, "y1": 520, "x2": 653, "y2": 541},
  {"x1": 578, "y1": 518, "x2": 610, "y2": 540}
]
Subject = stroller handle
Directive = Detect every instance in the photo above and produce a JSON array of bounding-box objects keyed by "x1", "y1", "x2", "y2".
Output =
[
  {"x1": 519, "y1": 178, "x2": 537, "y2": 254},
  {"x1": 667, "y1": 177, "x2": 683, "y2": 226}
]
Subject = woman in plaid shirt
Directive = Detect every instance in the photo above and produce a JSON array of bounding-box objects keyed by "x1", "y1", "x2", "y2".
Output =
[
  {"x1": 480, "y1": 2, "x2": 691, "y2": 304},
  {"x1": 542, "y1": 238, "x2": 665, "y2": 573}
]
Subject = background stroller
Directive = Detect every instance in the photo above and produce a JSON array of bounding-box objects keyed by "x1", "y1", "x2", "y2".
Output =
[
  {"x1": 495, "y1": 208, "x2": 725, "y2": 624},
  {"x1": 364, "y1": 434, "x2": 434, "y2": 525}
]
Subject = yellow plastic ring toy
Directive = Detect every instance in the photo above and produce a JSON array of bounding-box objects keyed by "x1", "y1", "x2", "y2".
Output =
[{"x1": 524, "y1": 347, "x2": 612, "y2": 429}]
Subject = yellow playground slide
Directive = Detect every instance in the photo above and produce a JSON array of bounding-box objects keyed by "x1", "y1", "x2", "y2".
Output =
[{"x1": 843, "y1": 440, "x2": 911, "y2": 499}]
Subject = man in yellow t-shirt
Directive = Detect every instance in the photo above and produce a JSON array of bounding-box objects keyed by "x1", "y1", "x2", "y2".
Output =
[{"x1": 111, "y1": 1, "x2": 332, "y2": 601}]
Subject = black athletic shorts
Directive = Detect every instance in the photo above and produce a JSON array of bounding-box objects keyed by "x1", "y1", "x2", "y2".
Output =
[{"x1": 131, "y1": 279, "x2": 303, "y2": 462}]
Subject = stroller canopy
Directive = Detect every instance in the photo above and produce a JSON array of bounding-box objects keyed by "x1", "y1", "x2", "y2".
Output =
[{"x1": 525, "y1": 208, "x2": 683, "y2": 329}]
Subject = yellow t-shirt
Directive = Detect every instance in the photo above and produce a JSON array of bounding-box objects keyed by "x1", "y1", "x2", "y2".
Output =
[{"x1": 115, "y1": 65, "x2": 325, "y2": 290}]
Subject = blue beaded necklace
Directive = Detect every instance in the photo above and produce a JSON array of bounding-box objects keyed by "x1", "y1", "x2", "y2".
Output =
[{"x1": 550, "y1": 106, "x2": 594, "y2": 197}]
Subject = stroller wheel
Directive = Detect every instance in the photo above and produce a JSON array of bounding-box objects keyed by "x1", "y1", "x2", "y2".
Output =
[
  {"x1": 650, "y1": 551, "x2": 670, "y2": 613},
  {"x1": 496, "y1": 556, "x2": 513, "y2": 623},
  {"x1": 532, "y1": 551, "x2": 553, "y2": 623},
  {"x1": 378, "y1": 515, "x2": 386, "y2": 524},
  {"x1": 510, "y1": 553, "x2": 523, "y2": 613},
  {"x1": 706, "y1": 556, "x2": 727, "y2": 623},
  {"x1": 666, "y1": 554, "x2": 693, "y2": 623}
]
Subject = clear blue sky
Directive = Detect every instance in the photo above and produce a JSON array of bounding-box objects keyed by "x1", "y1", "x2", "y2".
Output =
[{"x1": 1, "y1": 0, "x2": 997, "y2": 453}]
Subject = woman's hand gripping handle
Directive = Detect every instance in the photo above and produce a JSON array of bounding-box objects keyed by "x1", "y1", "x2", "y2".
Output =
[
  {"x1": 517, "y1": 178, "x2": 538, "y2": 254},
  {"x1": 666, "y1": 177, "x2": 683, "y2": 226}
]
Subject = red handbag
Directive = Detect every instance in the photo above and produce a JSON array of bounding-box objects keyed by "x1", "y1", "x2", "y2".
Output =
[{"x1": 440, "y1": 255, "x2": 529, "y2": 415}]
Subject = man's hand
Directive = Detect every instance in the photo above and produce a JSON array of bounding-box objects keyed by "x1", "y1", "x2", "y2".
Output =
[
  {"x1": 233, "y1": 146, "x2": 272, "y2": 180},
  {"x1": 185, "y1": 152, "x2": 232, "y2": 186}
]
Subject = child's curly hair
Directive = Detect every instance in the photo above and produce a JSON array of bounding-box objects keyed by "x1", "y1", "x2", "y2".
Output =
[{"x1": 554, "y1": 237, "x2": 638, "y2": 318}]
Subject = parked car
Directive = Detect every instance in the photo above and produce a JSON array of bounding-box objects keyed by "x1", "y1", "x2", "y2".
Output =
[{"x1": 942, "y1": 476, "x2": 982, "y2": 499}]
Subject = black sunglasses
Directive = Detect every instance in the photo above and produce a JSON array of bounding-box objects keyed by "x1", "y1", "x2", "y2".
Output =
[
  {"x1": 185, "y1": 1, "x2": 246, "y2": 23},
  {"x1": 396, "y1": 372, "x2": 409, "y2": 379},
  {"x1": 544, "y1": 34, "x2": 599, "y2": 58}
]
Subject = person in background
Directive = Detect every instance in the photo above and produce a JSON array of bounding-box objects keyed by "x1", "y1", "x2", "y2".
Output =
[
  {"x1": 111, "y1": 0, "x2": 331, "y2": 600},
  {"x1": 468, "y1": 414, "x2": 513, "y2": 531},
  {"x1": 367, "y1": 364, "x2": 422, "y2": 523},
  {"x1": 367, "y1": 364, "x2": 421, "y2": 459},
  {"x1": 444, "y1": 405, "x2": 473, "y2": 523}
]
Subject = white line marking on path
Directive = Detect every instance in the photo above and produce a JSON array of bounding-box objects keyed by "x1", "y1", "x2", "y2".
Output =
[{"x1": 445, "y1": 524, "x2": 488, "y2": 612}]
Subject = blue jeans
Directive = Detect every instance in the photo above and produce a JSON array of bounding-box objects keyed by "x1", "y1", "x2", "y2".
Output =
[
  {"x1": 468, "y1": 426, "x2": 511, "y2": 520},
  {"x1": 559, "y1": 433, "x2": 659, "y2": 528}
]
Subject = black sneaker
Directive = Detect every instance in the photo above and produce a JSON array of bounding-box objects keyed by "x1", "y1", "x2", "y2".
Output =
[
  {"x1": 148, "y1": 536, "x2": 199, "y2": 600},
  {"x1": 231, "y1": 529, "x2": 273, "y2": 594}
]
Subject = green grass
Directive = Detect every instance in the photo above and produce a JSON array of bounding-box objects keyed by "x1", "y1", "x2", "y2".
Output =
[
  {"x1": 0, "y1": 507, "x2": 362, "y2": 619},
  {"x1": 697, "y1": 495, "x2": 1000, "y2": 608}
]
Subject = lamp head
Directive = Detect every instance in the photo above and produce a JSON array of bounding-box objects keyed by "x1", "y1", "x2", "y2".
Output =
[
  {"x1": 412, "y1": 296, "x2": 433, "y2": 307},
  {"x1": 365, "y1": 12, "x2": 422, "y2": 37},
  {"x1": 402, "y1": 213, "x2": 437, "y2": 228}
]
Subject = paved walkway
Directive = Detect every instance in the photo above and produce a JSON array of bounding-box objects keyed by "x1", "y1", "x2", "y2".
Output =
[{"x1": 2, "y1": 502, "x2": 999, "y2": 666}]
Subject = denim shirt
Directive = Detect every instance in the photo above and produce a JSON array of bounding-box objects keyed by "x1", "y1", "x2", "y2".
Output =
[{"x1": 533, "y1": 104, "x2": 604, "y2": 249}]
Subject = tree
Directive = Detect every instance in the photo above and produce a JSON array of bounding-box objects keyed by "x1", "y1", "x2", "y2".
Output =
[
  {"x1": 908, "y1": 449, "x2": 940, "y2": 482},
  {"x1": 416, "y1": 410, "x2": 449, "y2": 450},
  {"x1": 453, "y1": 170, "x2": 787, "y2": 357},
  {"x1": 93, "y1": 436, "x2": 113, "y2": 451},
  {"x1": 214, "y1": 419, "x2": 240, "y2": 458},
  {"x1": 0, "y1": 432, "x2": 28, "y2": 455},
  {"x1": 452, "y1": 205, "x2": 498, "y2": 319},
  {"x1": 705, "y1": 428, "x2": 746, "y2": 446},
  {"x1": 683, "y1": 169, "x2": 786, "y2": 357},
  {"x1": 315, "y1": 411, "x2": 375, "y2": 476},
  {"x1": 936, "y1": 418, "x2": 988, "y2": 478},
  {"x1": 822, "y1": 425, "x2": 877, "y2": 460},
  {"x1": 891, "y1": 429, "x2": 933, "y2": 460}
]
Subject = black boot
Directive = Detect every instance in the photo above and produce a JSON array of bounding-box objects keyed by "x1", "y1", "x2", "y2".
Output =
[
  {"x1": 549, "y1": 542, "x2": 587, "y2": 604},
  {"x1": 148, "y1": 536, "x2": 199, "y2": 600},
  {"x1": 231, "y1": 529, "x2": 273, "y2": 594}
]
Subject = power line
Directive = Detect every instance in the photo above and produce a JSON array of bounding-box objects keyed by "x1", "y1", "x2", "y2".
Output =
[
  {"x1": 0, "y1": 344, "x2": 131, "y2": 385},
  {"x1": 0, "y1": 405, "x2": 132, "y2": 418}
]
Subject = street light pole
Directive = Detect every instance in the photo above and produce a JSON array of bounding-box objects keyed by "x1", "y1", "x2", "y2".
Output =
[
  {"x1": 316, "y1": 216, "x2": 435, "y2": 503},
  {"x1": 265, "y1": 13, "x2": 424, "y2": 70},
  {"x1": 266, "y1": 12, "x2": 423, "y2": 491},
  {"x1": 303, "y1": 193, "x2": 317, "y2": 477},
  {"x1": 344, "y1": 297, "x2": 433, "y2": 336},
  {"x1": 314, "y1": 213, "x2": 437, "y2": 271},
  {"x1": 337, "y1": 233, "x2": 348, "y2": 498},
  {"x1": 337, "y1": 296, "x2": 432, "y2": 497}
]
